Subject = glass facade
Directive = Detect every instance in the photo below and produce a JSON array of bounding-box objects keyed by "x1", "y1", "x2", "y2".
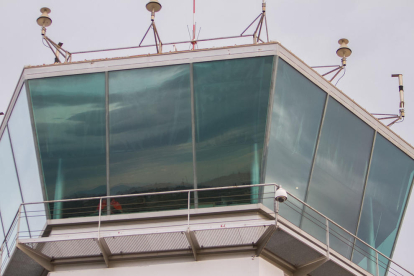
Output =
[
  {"x1": 109, "y1": 65, "x2": 193, "y2": 212},
  {"x1": 29, "y1": 73, "x2": 106, "y2": 218},
  {"x1": 8, "y1": 88, "x2": 46, "y2": 238},
  {"x1": 304, "y1": 97, "x2": 375, "y2": 258},
  {"x1": 354, "y1": 133, "x2": 414, "y2": 275},
  {"x1": 0, "y1": 54, "x2": 413, "y2": 275},
  {"x1": 264, "y1": 58, "x2": 326, "y2": 225},
  {"x1": 193, "y1": 57, "x2": 273, "y2": 205}
]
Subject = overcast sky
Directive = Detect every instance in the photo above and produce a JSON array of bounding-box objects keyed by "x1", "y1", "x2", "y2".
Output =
[{"x1": 1, "y1": 0, "x2": 414, "y2": 272}]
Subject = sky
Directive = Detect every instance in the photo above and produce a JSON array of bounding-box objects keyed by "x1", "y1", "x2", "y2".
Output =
[{"x1": 1, "y1": 0, "x2": 414, "y2": 272}]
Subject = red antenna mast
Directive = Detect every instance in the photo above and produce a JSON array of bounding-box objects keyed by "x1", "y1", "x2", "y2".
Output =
[{"x1": 191, "y1": 0, "x2": 196, "y2": 49}]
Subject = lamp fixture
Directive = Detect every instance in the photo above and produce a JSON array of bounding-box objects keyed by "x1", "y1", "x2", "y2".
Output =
[
  {"x1": 139, "y1": 0, "x2": 163, "y2": 53},
  {"x1": 311, "y1": 38, "x2": 352, "y2": 84},
  {"x1": 36, "y1": 7, "x2": 72, "y2": 63}
]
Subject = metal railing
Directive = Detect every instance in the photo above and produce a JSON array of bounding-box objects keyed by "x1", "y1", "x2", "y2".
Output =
[{"x1": 1, "y1": 183, "x2": 413, "y2": 276}]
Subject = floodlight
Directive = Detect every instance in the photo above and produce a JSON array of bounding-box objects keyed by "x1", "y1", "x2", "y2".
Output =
[{"x1": 37, "y1": 7, "x2": 52, "y2": 27}]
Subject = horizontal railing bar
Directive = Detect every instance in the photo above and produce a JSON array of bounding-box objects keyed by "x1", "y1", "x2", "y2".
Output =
[
  {"x1": 71, "y1": 35, "x2": 254, "y2": 55},
  {"x1": 21, "y1": 183, "x2": 276, "y2": 205},
  {"x1": 285, "y1": 191, "x2": 412, "y2": 274},
  {"x1": 3, "y1": 183, "x2": 412, "y2": 275}
]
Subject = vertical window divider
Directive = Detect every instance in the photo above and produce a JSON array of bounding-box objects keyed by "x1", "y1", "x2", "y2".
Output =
[
  {"x1": 6, "y1": 126, "x2": 31, "y2": 238},
  {"x1": 350, "y1": 130, "x2": 377, "y2": 261},
  {"x1": 105, "y1": 71, "x2": 110, "y2": 215},
  {"x1": 299, "y1": 94, "x2": 329, "y2": 229},
  {"x1": 190, "y1": 63, "x2": 198, "y2": 208},
  {"x1": 25, "y1": 80, "x2": 50, "y2": 221},
  {"x1": 260, "y1": 55, "x2": 279, "y2": 201}
]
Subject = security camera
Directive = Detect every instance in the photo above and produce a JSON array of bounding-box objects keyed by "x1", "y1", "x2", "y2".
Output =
[{"x1": 275, "y1": 187, "x2": 288, "y2": 203}]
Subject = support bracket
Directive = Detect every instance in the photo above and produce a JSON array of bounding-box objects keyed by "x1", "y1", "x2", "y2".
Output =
[
  {"x1": 16, "y1": 243, "x2": 54, "y2": 272},
  {"x1": 96, "y1": 238, "x2": 111, "y2": 268},
  {"x1": 255, "y1": 224, "x2": 277, "y2": 257},
  {"x1": 184, "y1": 229, "x2": 200, "y2": 261},
  {"x1": 293, "y1": 256, "x2": 329, "y2": 276}
]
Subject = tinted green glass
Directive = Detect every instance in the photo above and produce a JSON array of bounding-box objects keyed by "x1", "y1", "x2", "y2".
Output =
[
  {"x1": 264, "y1": 58, "x2": 326, "y2": 225},
  {"x1": 29, "y1": 73, "x2": 106, "y2": 218},
  {"x1": 304, "y1": 97, "x2": 375, "y2": 258},
  {"x1": 354, "y1": 134, "x2": 414, "y2": 274},
  {"x1": 109, "y1": 65, "x2": 193, "y2": 212},
  {"x1": 193, "y1": 56, "x2": 272, "y2": 205},
  {"x1": 0, "y1": 129, "x2": 22, "y2": 233},
  {"x1": 8, "y1": 86, "x2": 46, "y2": 237}
]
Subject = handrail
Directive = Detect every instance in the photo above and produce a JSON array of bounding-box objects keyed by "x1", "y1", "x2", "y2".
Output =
[
  {"x1": 286, "y1": 191, "x2": 412, "y2": 275},
  {"x1": 1, "y1": 183, "x2": 413, "y2": 276}
]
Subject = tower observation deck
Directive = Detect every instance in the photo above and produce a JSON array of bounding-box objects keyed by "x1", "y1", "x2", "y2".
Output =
[{"x1": 0, "y1": 42, "x2": 413, "y2": 276}]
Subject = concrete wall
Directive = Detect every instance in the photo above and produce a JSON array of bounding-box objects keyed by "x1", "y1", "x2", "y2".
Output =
[{"x1": 50, "y1": 254, "x2": 285, "y2": 276}]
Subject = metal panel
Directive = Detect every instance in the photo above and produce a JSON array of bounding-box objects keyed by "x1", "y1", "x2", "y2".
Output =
[
  {"x1": 104, "y1": 232, "x2": 190, "y2": 254},
  {"x1": 194, "y1": 226, "x2": 269, "y2": 248}
]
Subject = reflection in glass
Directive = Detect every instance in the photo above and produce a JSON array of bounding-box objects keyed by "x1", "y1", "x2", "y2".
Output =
[
  {"x1": 354, "y1": 134, "x2": 414, "y2": 275},
  {"x1": 304, "y1": 97, "x2": 374, "y2": 258},
  {"x1": 109, "y1": 65, "x2": 193, "y2": 211},
  {"x1": 264, "y1": 58, "x2": 326, "y2": 225},
  {"x1": 194, "y1": 56, "x2": 273, "y2": 205},
  {"x1": 8, "y1": 85, "x2": 46, "y2": 238},
  {"x1": 0, "y1": 129, "x2": 23, "y2": 233},
  {"x1": 29, "y1": 73, "x2": 106, "y2": 218}
]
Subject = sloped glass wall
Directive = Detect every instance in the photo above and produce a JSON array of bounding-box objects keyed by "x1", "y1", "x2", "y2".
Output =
[
  {"x1": 109, "y1": 65, "x2": 193, "y2": 212},
  {"x1": 29, "y1": 73, "x2": 106, "y2": 218},
  {"x1": 193, "y1": 56, "x2": 273, "y2": 206},
  {"x1": 264, "y1": 58, "x2": 326, "y2": 225},
  {"x1": 354, "y1": 133, "x2": 414, "y2": 275},
  {"x1": 8, "y1": 88, "x2": 46, "y2": 238}
]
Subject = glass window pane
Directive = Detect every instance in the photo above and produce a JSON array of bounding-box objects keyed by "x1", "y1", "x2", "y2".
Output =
[
  {"x1": 264, "y1": 58, "x2": 326, "y2": 225},
  {"x1": 8, "y1": 86, "x2": 46, "y2": 237},
  {"x1": 304, "y1": 97, "x2": 375, "y2": 258},
  {"x1": 193, "y1": 56, "x2": 273, "y2": 206},
  {"x1": 0, "y1": 129, "x2": 22, "y2": 233},
  {"x1": 109, "y1": 65, "x2": 193, "y2": 212},
  {"x1": 355, "y1": 134, "x2": 414, "y2": 262},
  {"x1": 29, "y1": 73, "x2": 106, "y2": 219}
]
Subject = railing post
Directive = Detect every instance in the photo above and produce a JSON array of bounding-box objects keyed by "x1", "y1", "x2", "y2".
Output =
[
  {"x1": 98, "y1": 198, "x2": 102, "y2": 239},
  {"x1": 274, "y1": 185, "x2": 279, "y2": 226},
  {"x1": 376, "y1": 251, "x2": 379, "y2": 276},
  {"x1": 326, "y1": 219, "x2": 330, "y2": 257},
  {"x1": 16, "y1": 205, "x2": 22, "y2": 242},
  {"x1": 188, "y1": 191, "x2": 191, "y2": 228}
]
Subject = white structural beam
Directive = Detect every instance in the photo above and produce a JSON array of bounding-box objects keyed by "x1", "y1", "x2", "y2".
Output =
[
  {"x1": 16, "y1": 243, "x2": 54, "y2": 272},
  {"x1": 185, "y1": 229, "x2": 200, "y2": 261},
  {"x1": 293, "y1": 256, "x2": 329, "y2": 276}
]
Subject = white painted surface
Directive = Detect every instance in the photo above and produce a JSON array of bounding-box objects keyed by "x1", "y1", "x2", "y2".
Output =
[{"x1": 50, "y1": 255, "x2": 285, "y2": 276}]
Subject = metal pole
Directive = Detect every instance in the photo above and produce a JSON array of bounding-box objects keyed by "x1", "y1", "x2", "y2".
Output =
[
  {"x1": 188, "y1": 191, "x2": 191, "y2": 227},
  {"x1": 326, "y1": 219, "x2": 330, "y2": 257},
  {"x1": 16, "y1": 205, "x2": 22, "y2": 242},
  {"x1": 376, "y1": 251, "x2": 379, "y2": 276},
  {"x1": 98, "y1": 198, "x2": 102, "y2": 239},
  {"x1": 274, "y1": 185, "x2": 279, "y2": 226}
]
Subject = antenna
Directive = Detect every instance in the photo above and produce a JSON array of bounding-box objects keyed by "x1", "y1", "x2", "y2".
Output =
[
  {"x1": 36, "y1": 7, "x2": 72, "y2": 63},
  {"x1": 241, "y1": 0, "x2": 269, "y2": 44},
  {"x1": 372, "y1": 74, "x2": 405, "y2": 127},
  {"x1": 192, "y1": 0, "x2": 196, "y2": 50},
  {"x1": 139, "y1": 0, "x2": 163, "y2": 54},
  {"x1": 312, "y1": 39, "x2": 352, "y2": 84}
]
